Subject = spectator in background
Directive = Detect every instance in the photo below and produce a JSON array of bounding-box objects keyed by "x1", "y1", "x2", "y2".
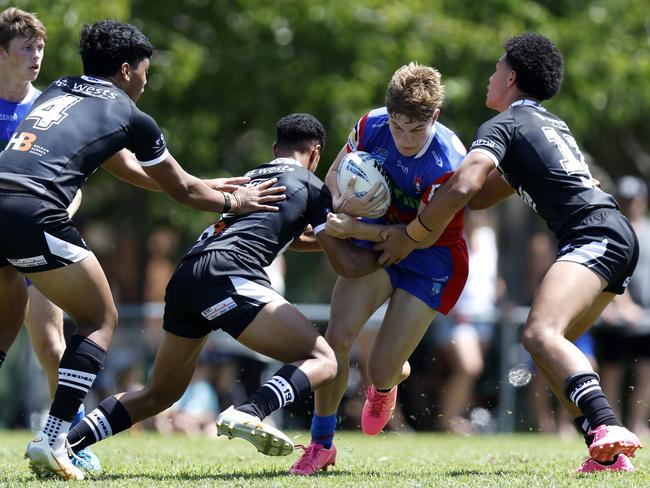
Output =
[
  {"x1": 596, "y1": 176, "x2": 650, "y2": 438},
  {"x1": 432, "y1": 209, "x2": 499, "y2": 434}
]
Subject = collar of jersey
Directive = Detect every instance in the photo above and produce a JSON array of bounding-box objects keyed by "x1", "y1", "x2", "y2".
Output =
[
  {"x1": 272, "y1": 157, "x2": 301, "y2": 166},
  {"x1": 510, "y1": 98, "x2": 546, "y2": 111},
  {"x1": 412, "y1": 123, "x2": 437, "y2": 159},
  {"x1": 81, "y1": 75, "x2": 114, "y2": 86}
]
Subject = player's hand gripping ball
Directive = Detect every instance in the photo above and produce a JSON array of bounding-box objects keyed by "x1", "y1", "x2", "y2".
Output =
[{"x1": 337, "y1": 151, "x2": 391, "y2": 218}]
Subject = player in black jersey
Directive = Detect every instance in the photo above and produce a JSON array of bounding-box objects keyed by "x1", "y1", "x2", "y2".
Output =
[
  {"x1": 64, "y1": 113, "x2": 381, "y2": 465},
  {"x1": 11, "y1": 20, "x2": 284, "y2": 480},
  {"x1": 377, "y1": 33, "x2": 642, "y2": 473}
]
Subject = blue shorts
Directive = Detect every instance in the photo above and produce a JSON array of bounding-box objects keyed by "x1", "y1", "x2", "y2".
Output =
[{"x1": 355, "y1": 238, "x2": 468, "y2": 314}]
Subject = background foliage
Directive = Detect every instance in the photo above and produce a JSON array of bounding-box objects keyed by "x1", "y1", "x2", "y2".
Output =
[{"x1": 2, "y1": 0, "x2": 649, "y2": 300}]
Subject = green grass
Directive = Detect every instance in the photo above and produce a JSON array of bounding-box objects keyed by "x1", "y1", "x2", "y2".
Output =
[{"x1": 0, "y1": 430, "x2": 647, "y2": 487}]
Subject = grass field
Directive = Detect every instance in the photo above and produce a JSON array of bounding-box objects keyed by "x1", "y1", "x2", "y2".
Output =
[{"x1": 0, "y1": 430, "x2": 647, "y2": 487}]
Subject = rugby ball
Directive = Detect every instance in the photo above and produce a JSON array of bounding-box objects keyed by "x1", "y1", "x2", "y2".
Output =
[{"x1": 337, "y1": 151, "x2": 391, "y2": 218}]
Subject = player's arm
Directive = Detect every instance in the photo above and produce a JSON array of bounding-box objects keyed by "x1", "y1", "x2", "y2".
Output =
[
  {"x1": 102, "y1": 149, "x2": 162, "y2": 191},
  {"x1": 325, "y1": 145, "x2": 386, "y2": 216},
  {"x1": 289, "y1": 226, "x2": 322, "y2": 252},
  {"x1": 467, "y1": 169, "x2": 514, "y2": 209},
  {"x1": 143, "y1": 154, "x2": 286, "y2": 215},
  {"x1": 375, "y1": 151, "x2": 495, "y2": 265},
  {"x1": 325, "y1": 213, "x2": 436, "y2": 249},
  {"x1": 316, "y1": 230, "x2": 382, "y2": 277}
]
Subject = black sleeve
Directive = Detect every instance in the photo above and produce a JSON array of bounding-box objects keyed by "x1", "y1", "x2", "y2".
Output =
[
  {"x1": 469, "y1": 112, "x2": 515, "y2": 165},
  {"x1": 306, "y1": 173, "x2": 333, "y2": 234},
  {"x1": 127, "y1": 107, "x2": 168, "y2": 166}
]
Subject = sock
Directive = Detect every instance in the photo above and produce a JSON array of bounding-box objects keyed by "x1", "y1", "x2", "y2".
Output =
[
  {"x1": 67, "y1": 396, "x2": 132, "y2": 454},
  {"x1": 573, "y1": 416, "x2": 593, "y2": 447},
  {"x1": 0, "y1": 351, "x2": 5, "y2": 368},
  {"x1": 376, "y1": 387, "x2": 393, "y2": 393},
  {"x1": 564, "y1": 371, "x2": 621, "y2": 433},
  {"x1": 237, "y1": 365, "x2": 312, "y2": 420},
  {"x1": 71, "y1": 404, "x2": 86, "y2": 428},
  {"x1": 42, "y1": 416, "x2": 71, "y2": 447},
  {"x1": 311, "y1": 414, "x2": 337, "y2": 448},
  {"x1": 46, "y1": 335, "x2": 106, "y2": 447}
]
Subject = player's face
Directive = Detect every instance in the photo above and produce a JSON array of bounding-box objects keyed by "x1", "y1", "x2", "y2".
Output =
[
  {"x1": 0, "y1": 35, "x2": 44, "y2": 82},
  {"x1": 486, "y1": 54, "x2": 514, "y2": 112},
  {"x1": 388, "y1": 112, "x2": 436, "y2": 157},
  {"x1": 124, "y1": 57, "x2": 149, "y2": 102}
]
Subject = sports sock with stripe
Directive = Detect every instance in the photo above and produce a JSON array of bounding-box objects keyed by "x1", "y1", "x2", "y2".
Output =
[
  {"x1": 45, "y1": 335, "x2": 106, "y2": 447},
  {"x1": 236, "y1": 365, "x2": 312, "y2": 420},
  {"x1": 0, "y1": 351, "x2": 5, "y2": 368},
  {"x1": 67, "y1": 396, "x2": 132, "y2": 453},
  {"x1": 564, "y1": 371, "x2": 621, "y2": 432}
]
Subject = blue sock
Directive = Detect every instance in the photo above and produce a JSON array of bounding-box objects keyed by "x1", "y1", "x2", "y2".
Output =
[
  {"x1": 71, "y1": 404, "x2": 85, "y2": 428},
  {"x1": 311, "y1": 414, "x2": 336, "y2": 448}
]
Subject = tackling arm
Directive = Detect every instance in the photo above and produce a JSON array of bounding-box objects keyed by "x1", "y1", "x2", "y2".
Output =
[{"x1": 316, "y1": 231, "x2": 382, "y2": 277}]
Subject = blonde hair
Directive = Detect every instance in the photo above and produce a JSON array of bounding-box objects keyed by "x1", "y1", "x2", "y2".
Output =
[
  {"x1": 0, "y1": 7, "x2": 47, "y2": 50},
  {"x1": 385, "y1": 62, "x2": 444, "y2": 121}
]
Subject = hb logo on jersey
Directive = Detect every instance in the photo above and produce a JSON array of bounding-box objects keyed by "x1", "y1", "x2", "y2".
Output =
[{"x1": 6, "y1": 131, "x2": 36, "y2": 152}]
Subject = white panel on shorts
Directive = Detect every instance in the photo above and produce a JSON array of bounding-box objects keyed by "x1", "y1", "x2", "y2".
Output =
[
  {"x1": 230, "y1": 276, "x2": 284, "y2": 303},
  {"x1": 557, "y1": 239, "x2": 608, "y2": 265},
  {"x1": 44, "y1": 231, "x2": 91, "y2": 263}
]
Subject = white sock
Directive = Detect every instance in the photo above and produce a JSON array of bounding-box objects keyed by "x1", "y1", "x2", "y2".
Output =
[{"x1": 42, "y1": 415, "x2": 71, "y2": 448}]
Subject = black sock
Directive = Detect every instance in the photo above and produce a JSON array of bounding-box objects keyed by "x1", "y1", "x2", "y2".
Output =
[
  {"x1": 0, "y1": 351, "x2": 5, "y2": 368},
  {"x1": 564, "y1": 371, "x2": 621, "y2": 432},
  {"x1": 237, "y1": 365, "x2": 312, "y2": 420},
  {"x1": 67, "y1": 396, "x2": 132, "y2": 453},
  {"x1": 573, "y1": 416, "x2": 593, "y2": 446},
  {"x1": 50, "y1": 335, "x2": 106, "y2": 422}
]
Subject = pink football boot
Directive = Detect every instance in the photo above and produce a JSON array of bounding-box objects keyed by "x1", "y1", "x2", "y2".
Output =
[
  {"x1": 361, "y1": 385, "x2": 397, "y2": 435},
  {"x1": 289, "y1": 442, "x2": 336, "y2": 475}
]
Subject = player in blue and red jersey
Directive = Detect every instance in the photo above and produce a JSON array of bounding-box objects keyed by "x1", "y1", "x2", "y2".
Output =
[{"x1": 290, "y1": 62, "x2": 468, "y2": 475}]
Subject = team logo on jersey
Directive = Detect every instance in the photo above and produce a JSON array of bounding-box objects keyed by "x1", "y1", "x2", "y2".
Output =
[
  {"x1": 6, "y1": 131, "x2": 36, "y2": 152},
  {"x1": 415, "y1": 176, "x2": 422, "y2": 193},
  {"x1": 470, "y1": 138, "x2": 497, "y2": 150},
  {"x1": 396, "y1": 160, "x2": 408, "y2": 174}
]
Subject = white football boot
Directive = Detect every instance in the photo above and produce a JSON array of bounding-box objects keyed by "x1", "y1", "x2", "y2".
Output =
[
  {"x1": 216, "y1": 405, "x2": 293, "y2": 456},
  {"x1": 25, "y1": 433, "x2": 84, "y2": 480}
]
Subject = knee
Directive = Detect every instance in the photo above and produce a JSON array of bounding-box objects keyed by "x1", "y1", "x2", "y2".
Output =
[
  {"x1": 313, "y1": 339, "x2": 338, "y2": 382},
  {"x1": 521, "y1": 327, "x2": 555, "y2": 356},
  {"x1": 324, "y1": 324, "x2": 356, "y2": 357}
]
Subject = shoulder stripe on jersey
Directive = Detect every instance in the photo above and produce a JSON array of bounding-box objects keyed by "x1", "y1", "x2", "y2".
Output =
[
  {"x1": 468, "y1": 148, "x2": 499, "y2": 167},
  {"x1": 356, "y1": 113, "x2": 369, "y2": 151},
  {"x1": 139, "y1": 148, "x2": 170, "y2": 167}
]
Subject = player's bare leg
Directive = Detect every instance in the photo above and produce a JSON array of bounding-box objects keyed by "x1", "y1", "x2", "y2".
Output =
[
  {"x1": 24, "y1": 255, "x2": 117, "y2": 480},
  {"x1": 522, "y1": 261, "x2": 641, "y2": 464},
  {"x1": 362, "y1": 289, "x2": 435, "y2": 435},
  {"x1": 291, "y1": 270, "x2": 391, "y2": 474},
  {"x1": 0, "y1": 265, "x2": 29, "y2": 359}
]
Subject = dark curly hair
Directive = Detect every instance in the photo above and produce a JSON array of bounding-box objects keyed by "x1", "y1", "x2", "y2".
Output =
[
  {"x1": 504, "y1": 33, "x2": 563, "y2": 101},
  {"x1": 79, "y1": 20, "x2": 153, "y2": 77},
  {"x1": 276, "y1": 113, "x2": 326, "y2": 152}
]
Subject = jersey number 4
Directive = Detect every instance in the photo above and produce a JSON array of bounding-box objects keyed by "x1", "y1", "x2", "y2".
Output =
[{"x1": 26, "y1": 94, "x2": 82, "y2": 130}]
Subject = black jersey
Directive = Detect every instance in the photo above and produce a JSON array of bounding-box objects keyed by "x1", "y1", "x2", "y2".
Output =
[
  {"x1": 469, "y1": 99, "x2": 618, "y2": 237},
  {"x1": 184, "y1": 157, "x2": 332, "y2": 268},
  {"x1": 0, "y1": 76, "x2": 168, "y2": 208}
]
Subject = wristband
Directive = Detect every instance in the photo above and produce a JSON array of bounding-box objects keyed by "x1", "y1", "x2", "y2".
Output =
[
  {"x1": 403, "y1": 227, "x2": 420, "y2": 243},
  {"x1": 221, "y1": 191, "x2": 232, "y2": 213},
  {"x1": 417, "y1": 214, "x2": 433, "y2": 232},
  {"x1": 405, "y1": 217, "x2": 430, "y2": 242}
]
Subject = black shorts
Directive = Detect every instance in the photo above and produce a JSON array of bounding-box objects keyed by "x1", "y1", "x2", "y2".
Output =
[
  {"x1": 557, "y1": 208, "x2": 639, "y2": 294},
  {"x1": 0, "y1": 192, "x2": 91, "y2": 272},
  {"x1": 163, "y1": 251, "x2": 284, "y2": 339}
]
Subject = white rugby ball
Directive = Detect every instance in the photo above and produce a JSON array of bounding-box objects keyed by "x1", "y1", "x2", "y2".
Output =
[{"x1": 337, "y1": 151, "x2": 391, "y2": 218}]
